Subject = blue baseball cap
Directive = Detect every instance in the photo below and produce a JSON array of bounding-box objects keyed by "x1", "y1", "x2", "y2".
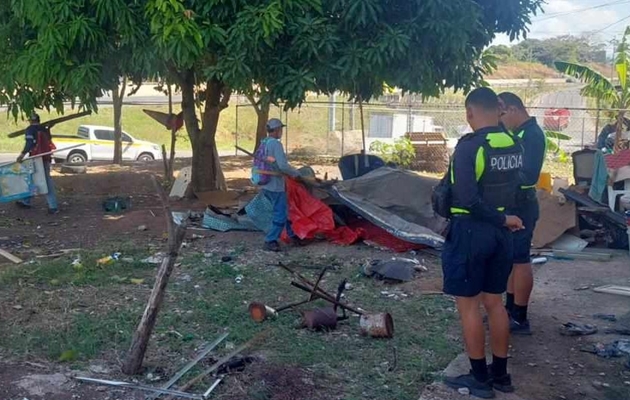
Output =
[{"x1": 266, "y1": 118, "x2": 285, "y2": 132}]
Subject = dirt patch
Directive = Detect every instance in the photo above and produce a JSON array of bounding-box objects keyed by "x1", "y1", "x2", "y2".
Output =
[
  {"x1": 221, "y1": 363, "x2": 341, "y2": 400},
  {"x1": 0, "y1": 362, "x2": 136, "y2": 400},
  {"x1": 504, "y1": 256, "x2": 630, "y2": 400}
]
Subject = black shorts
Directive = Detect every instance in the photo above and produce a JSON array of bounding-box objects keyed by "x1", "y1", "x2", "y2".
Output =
[
  {"x1": 441, "y1": 217, "x2": 513, "y2": 297},
  {"x1": 509, "y1": 192, "x2": 540, "y2": 264}
]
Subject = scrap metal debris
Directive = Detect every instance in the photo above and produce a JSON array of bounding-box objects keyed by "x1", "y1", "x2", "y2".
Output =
[
  {"x1": 593, "y1": 314, "x2": 617, "y2": 322},
  {"x1": 75, "y1": 377, "x2": 202, "y2": 399},
  {"x1": 560, "y1": 322, "x2": 598, "y2": 336},
  {"x1": 583, "y1": 339, "x2": 630, "y2": 358},
  {"x1": 363, "y1": 258, "x2": 421, "y2": 282},
  {"x1": 274, "y1": 263, "x2": 395, "y2": 338}
]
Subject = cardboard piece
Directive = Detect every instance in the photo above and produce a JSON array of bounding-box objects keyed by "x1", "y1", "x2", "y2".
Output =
[
  {"x1": 169, "y1": 167, "x2": 192, "y2": 199},
  {"x1": 532, "y1": 190, "x2": 576, "y2": 249},
  {"x1": 195, "y1": 190, "x2": 255, "y2": 209},
  {"x1": 551, "y1": 234, "x2": 588, "y2": 252}
]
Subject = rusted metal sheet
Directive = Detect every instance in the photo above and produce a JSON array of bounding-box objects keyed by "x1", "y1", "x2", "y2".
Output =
[{"x1": 360, "y1": 313, "x2": 394, "y2": 338}]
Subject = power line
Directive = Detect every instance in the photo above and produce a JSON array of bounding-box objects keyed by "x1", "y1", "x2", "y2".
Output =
[
  {"x1": 593, "y1": 13, "x2": 630, "y2": 33},
  {"x1": 536, "y1": 0, "x2": 630, "y2": 22}
]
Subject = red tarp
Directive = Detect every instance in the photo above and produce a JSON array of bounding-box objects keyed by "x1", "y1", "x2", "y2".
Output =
[{"x1": 281, "y1": 178, "x2": 422, "y2": 252}]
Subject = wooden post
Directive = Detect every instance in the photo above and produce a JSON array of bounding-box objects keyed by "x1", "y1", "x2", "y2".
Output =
[{"x1": 122, "y1": 177, "x2": 187, "y2": 375}]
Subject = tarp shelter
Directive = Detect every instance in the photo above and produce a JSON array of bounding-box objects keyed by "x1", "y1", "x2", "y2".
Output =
[
  {"x1": 331, "y1": 167, "x2": 446, "y2": 248},
  {"x1": 200, "y1": 167, "x2": 447, "y2": 250}
]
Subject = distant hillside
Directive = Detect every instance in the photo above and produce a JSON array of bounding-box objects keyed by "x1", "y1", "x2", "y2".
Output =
[{"x1": 488, "y1": 61, "x2": 560, "y2": 79}]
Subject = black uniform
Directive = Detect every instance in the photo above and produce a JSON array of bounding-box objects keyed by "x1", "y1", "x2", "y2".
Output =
[{"x1": 442, "y1": 127, "x2": 523, "y2": 297}]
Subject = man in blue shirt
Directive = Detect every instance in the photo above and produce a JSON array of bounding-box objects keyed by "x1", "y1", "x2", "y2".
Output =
[
  {"x1": 498, "y1": 92, "x2": 546, "y2": 335},
  {"x1": 16, "y1": 113, "x2": 59, "y2": 214},
  {"x1": 442, "y1": 88, "x2": 523, "y2": 398},
  {"x1": 259, "y1": 118, "x2": 302, "y2": 252}
]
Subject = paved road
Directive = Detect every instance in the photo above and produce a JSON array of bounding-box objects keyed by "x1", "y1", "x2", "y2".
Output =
[
  {"x1": 529, "y1": 85, "x2": 599, "y2": 149},
  {"x1": 0, "y1": 149, "x2": 244, "y2": 165}
]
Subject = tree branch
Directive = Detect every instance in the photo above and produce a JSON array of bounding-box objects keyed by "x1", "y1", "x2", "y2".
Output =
[
  {"x1": 219, "y1": 85, "x2": 232, "y2": 110},
  {"x1": 245, "y1": 93, "x2": 261, "y2": 114}
]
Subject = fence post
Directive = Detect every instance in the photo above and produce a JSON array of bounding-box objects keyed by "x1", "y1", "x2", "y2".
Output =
[
  {"x1": 285, "y1": 109, "x2": 289, "y2": 152},
  {"x1": 235, "y1": 104, "x2": 239, "y2": 156},
  {"x1": 581, "y1": 116, "x2": 585, "y2": 148},
  {"x1": 341, "y1": 101, "x2": 345, "y2": 156},
  {"x1": 595, "y1": 107, "x2": 601, "y2": 144}
]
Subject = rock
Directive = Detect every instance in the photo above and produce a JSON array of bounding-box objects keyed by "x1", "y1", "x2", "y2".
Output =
[
  {"x1": 592, "y1": 381, "x2": 604, "y2": 389},
  {"x1": 624, "y1": 381, "x2": 630, "y2": 386},
  {"x1": 602, "y1": 383, "x2": 611, "y2": 388},
  {"x1": 528, "y1": 363, "x2": 537, "y2": 367},
  {"x1": 137, "y1": 225, "x2": 148, "y2": 231},
  {"x1": 15, "y1": 374, "x2": 68, "y2": 397},
  {"x1": 88, "y1": 364, "x2": 111, "y2": 374},
  {"x1": 457, "y1": 388, "x2": 470, "y2": 395},
  {"x1": 221, "y1": 256, "x2": 233, "y2": 262}
]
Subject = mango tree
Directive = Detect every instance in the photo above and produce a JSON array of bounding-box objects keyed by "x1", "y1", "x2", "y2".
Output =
[{"x1": 0, "y1": 0, "x2": 155, "y2": 165}]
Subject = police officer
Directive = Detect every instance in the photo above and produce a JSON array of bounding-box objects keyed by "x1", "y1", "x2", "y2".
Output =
[
  {"x1": 498, "y1": 92, "x2": 546, "y2": 335},
  {"x1": 442, "y1": 88, "x2": 523, "y2": 398}
]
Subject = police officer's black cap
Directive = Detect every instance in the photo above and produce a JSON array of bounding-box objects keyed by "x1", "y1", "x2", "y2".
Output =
[{"x1": 465, "y1": 87, "x2": 499, "y2": 111}]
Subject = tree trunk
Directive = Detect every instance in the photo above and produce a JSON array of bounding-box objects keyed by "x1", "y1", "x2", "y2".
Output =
[
  {"x1": 254, "y1": 103, "x2": 270, "y2": 151},
  {"x1": 168, "y1": 85, "x2": 177, "y2": 181},
  {"x1": 245, "y1": 93, "x2": 270, "y2": 152},
  {"x1": 112, "y1": 80, "x2": 127, "y2": 165},
  {"x1": 178, "y1": 70, "x2": 229, "y2": 195}
]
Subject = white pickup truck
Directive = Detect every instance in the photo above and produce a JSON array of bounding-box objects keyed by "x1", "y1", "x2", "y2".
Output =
[{"x1": 53, "y1": 125, "x2": 163, "y2": 164}]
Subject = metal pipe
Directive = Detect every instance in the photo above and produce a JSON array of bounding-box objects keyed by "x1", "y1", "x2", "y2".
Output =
[
  {"x1": 291, "y1": 281, "x2": 363, "y2": 315},
  {"x1": 202, "y1": 377, "x2": 223, "y2": 399},
  {"x1": 75, "y1": 377, "x2": 203, "y2": 400},
  {"x1": 147, "y1": 332, "x2": 229, "y2": 400}
]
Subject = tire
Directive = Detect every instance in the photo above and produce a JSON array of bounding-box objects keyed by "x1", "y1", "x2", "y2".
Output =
[
  {"x1": 67, "y1": 151, "x2": 87, "y2": 164},
  {"x1": 137, "y1": 153, "x2": 155, "y2": 161},
  {"x1": 60, "y1": 164, "x2": 87, "y2": 174}
]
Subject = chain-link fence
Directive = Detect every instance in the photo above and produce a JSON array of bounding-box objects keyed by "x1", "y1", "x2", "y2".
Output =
[{"x1": 234, "y1": 99, "x2": 618, "y2": 157}]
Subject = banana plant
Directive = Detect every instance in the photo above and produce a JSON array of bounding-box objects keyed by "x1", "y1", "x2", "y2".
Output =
[
  {"x1": 555, "y1": 26, "x2": 630, "y2": 151},
  {"x1": 545, "y1": 130, "x2": 571, "y2": 161}
]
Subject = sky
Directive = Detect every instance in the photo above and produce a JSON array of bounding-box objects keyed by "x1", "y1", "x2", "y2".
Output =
[{"x1": 492, "y1": 0, "x2": 630, "y2": 47}]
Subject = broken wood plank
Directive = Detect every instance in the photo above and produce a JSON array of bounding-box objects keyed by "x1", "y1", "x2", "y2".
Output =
[
  {"x1": 122, "y1": 176, "x2": 188, "y2": 375},
  {"x1": 593, "y1": 285, "x2": 630, "y2": 297},
  {"x1": 0, "y1": 249, "x2": 23, "y2": 264},
  {"x1": 551, "y1": 250, "x2": 612, "y2": 261}
]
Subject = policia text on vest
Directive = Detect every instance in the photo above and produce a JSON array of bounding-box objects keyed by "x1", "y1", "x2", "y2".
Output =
[{"x1": 432, "y1": 131, "x2": 523, "y2": 218}]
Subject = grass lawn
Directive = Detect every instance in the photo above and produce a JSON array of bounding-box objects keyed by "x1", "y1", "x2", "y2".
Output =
[{"x1": 0, "y1": 241, "x2": 460, "y2": 399}]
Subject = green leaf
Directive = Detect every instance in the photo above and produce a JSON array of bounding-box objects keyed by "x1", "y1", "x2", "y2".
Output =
[{"x1": 545, "y1": 130, "x2": 571, "y2": 141}]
